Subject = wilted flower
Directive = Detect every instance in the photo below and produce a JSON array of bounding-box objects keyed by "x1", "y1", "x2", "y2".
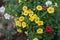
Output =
[{"x1": 42, "y1": 5, "x2": 47, "y2": 10}]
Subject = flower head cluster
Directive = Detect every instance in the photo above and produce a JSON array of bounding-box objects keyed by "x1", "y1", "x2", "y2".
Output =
[{"x1": 14, "y1": 0, "x2": 58, "y2": 40}]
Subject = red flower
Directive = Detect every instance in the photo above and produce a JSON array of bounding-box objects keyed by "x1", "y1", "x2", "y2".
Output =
[{"x1": 46, "y1": 25, "x2": 52, "y2": 32}]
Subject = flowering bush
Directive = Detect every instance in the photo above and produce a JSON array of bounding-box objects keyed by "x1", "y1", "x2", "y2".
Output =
[
  {"x1": 1, "y1": 0, "x2": 60, "y2": 40},
  {"x1": 12, "y1": 0, "x2": 60, "y2": 40}
]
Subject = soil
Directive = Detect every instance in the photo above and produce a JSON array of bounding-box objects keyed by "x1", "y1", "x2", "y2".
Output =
[
  {"x1": 12, "y1": 33, "x2": 27, "y2": 40},
  {"x1": 0, "y1": 33, "x2": 27, "y2": 40}
]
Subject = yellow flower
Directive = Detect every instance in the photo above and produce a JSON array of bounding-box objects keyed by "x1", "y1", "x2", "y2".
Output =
[
  {"x1": 29, "y1": 16, "x2": 35, "y2": 21},
  {"x1": 37, "y1": 21, "x2": 44, "y2": 26},
  {"x1": 47, "y1": 7, "x2": 54, "y2": 13},
  {"x1": 22, "y1": 22, "x2": 27, "y2": 28},
  {"x1": 28, "y1": 9, "x2": 34, "y2": 17},
  {"x1": 36, "y1": 5, "x2": 42, "y2": 11},
  {"x1": 17, "y1": 29, "x2": 22, "y2": 33},
  {"x1": 33, "y1": 14, "x2": 38, "y2": 19},
  {"x1": 54, "y1": 3, "x2": 58, "y2": 7},
  {"x1": 22, "y1": 11, "x2": 29, "y2": 16},
  {"x1": 18, "y1": 0, "x2": 22, "y2": 3},
  {"x1": 22, "y1": 6, "x2": 28, "y2": 11},
  {"x1": 19, "y1": 16, "x2": 24, "y2": 22},
  {"x1": 25, "y1": 31, "x2": 28, "y2": 36},
  {"x1": 37, "y1": 28, "x2": 43, "y2": 34},
  {"x1": 33, "y1": 38, "x2": 39, "y2": 40},
  {"x1": 35, "y1": 17, "x2": 40, "y2": 23},
  {"x1": 15, "y1": 21, "x2": 21, "y2": 27}
]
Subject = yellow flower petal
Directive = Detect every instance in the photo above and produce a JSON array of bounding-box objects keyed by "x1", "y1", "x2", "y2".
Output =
[
  {"x1": 37, "y1": 21, "x2": 44, "y2": 26},
  {"x1": 17, "y1": 29, "x2": 22, "y2": 33},
  {"x1": 37, "y1": 28, "x2": 43, "y2": 34},
  {"x1": 33, "y1": 38, "x2": 39, "y2": 40},
  {"x1": 25, "y1": 31, "x2": 28, "y2": 36},
  {"x1": 29, "y1": 16, "x2": 35, "y2": 22},
  {"x1": 22, "y1": 22, "x2": 27, "y2": 28},
  {"x1": 18, "y1": 0, "x2": 22, "y2": 3},
  {"x1": 36, "y1": 5, "x2": 42, "y2": 11},
  {"x1": 47, "y1": 7, "x2": 54, "y2": 13},
  {"x1": 33, "y1": 14, "x2": 38, "y2": 19},
  {"x1": 28, "y1": 9, "x2": 34, "y2": 17},
  {"x1": 35, "y1": 17, "x2": 40, "y2": 23},
  {"x1": 54, "y1": 3, "x2": 58, "y2": 7},
  {"x1": 15, "y1": 21, "x2": 21, "y2": 27},
  {"x1": 22, "y1": 6, "x2": 28, "y2": 11},
  {"x1": 22, "y1": 11, "x2": 29, "y2": 16},
  {"x1": 19, "y1": 16, "x2": 24, "y2": 22}
]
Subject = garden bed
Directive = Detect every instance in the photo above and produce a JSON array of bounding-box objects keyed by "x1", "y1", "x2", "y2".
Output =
[{"x1": 0, "y1": 0, "x2": 60, "y2": 40}]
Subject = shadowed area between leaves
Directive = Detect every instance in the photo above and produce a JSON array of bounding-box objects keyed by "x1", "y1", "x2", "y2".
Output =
[{"x1": 12, "y1": 33, "x2": 27, "y2": 40}]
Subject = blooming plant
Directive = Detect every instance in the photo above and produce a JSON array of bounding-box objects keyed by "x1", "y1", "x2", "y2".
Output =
[
  {"x1": 12, "y1": 0, "x2": 60, "y2": 40},
  {"x1": 3, "y1": 0, "x2": 60, "y2": 40}
]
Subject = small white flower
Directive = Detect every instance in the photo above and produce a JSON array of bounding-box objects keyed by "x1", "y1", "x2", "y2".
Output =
[
  {"x1": 45, "y1": 1, "x2": 52, "y2": 6},
  {"x1": 0, "y1": 6, "x2": 5, "y2": 13},
  {"x1": 4, "y1": 13, "x2": 11, "y2": 20}
]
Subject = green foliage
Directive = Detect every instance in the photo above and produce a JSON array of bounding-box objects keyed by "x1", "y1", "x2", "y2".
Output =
[{"x1": 4, "y1": 0, "x2": 60, "y2": 40}]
